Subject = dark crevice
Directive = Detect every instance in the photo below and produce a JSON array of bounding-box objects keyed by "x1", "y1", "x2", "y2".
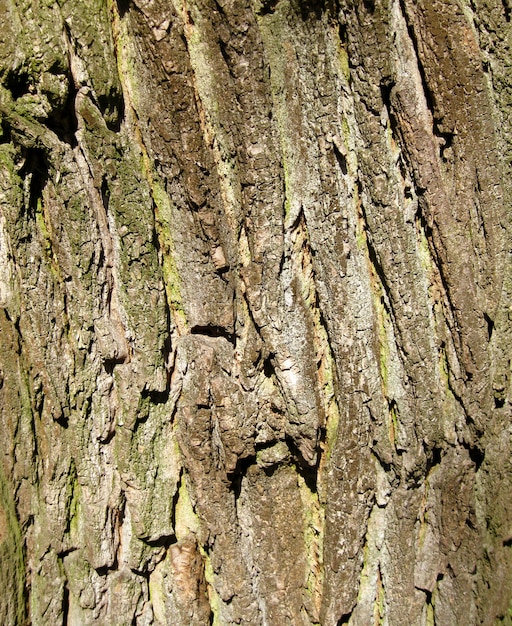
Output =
[
  {"x1": 55, "y1": 411, "x2": 69, "y2": 429},
  {"x1": 463, "y1": 441, "x2": 485, "y2": 470},
  {"x1": 4, "y1": 68, "x2": 32, "y2": 100},
  {"x1": 212, "y1": 0, "x2": 228, "y2": 19},
  {"x1": 0, "y1": 118, "x2": 11, "y2": 144},
  {"x1": 142, "y1": 534, "x2": 176, "y2": 549},
  {"x1": 288, "y1": 203, "x2": 305, "y2": 233},
  {"x1": 116, "y1": 0, "x2": 131, "y2": 16},
  {"x1": 333, "y1": 141, "x2": 348, "y2": 175},
  {"x1": 297, "y1": 0, "x2": 330, "y2": 21},
  {"x1": 360, "y1": 205, "x2": 406, "y2": 376},
  {"x1": 45, "y1": 76, "x2": 79, "y2": 148},
  {"x1": 431, "y1": 445, "x2": 442, "y2": 467},
  {"x1": 112, "y1": 496, "x2": 127, "y2": 572},
  {"x1": 494, "y1": 395, "x2": 505, "y2": 409},
  {"x1": 446, "y1": 371, "x2": 470, "y2": 422},
  {"x1": 423, "y1": 587, "x2": 434, "y2": 614},
  {"x1": 380, "y1": 78, "x2": 394, "y2": 113},
  {"x1": 371, "y1": 447, "x2": 395, "y2": 478},
  {"x1": 103, "y1": 357, "x2": 126, "y2": 374},
  {"x1": 227, "y1": 454, "x2": 256, "y2": 500},
  {"x1": 19, "y1": 147, "x2": 49, "y2": 220},
  {"x1": 58, "y1": 548, "x2": 77, "y2": 560},
  {"x1": 62, "y1": 582, "x2": 69, "y2": 626},
  {"x1": 100, "y1": 176, "x2": 110, "y2": 214},
  {"x1": 190, "y1": 324, "x2": 235, "y2": 344},
  {"x1": 437, "y1": 126, "x2": 454, "y2": 161},
  {"x1": 503, "y1": 536, "x2": 512, "y2": 547},
  {"x1": 163, "y1": 333, "x2": 173, "y2": 372},
  {"x1": 171, "y1": 469, "x2": 184, "y2": 530},
  {"x1": 98, "y1": 424, "x2": 115, "y2": 445},
  {"x1": 425, "y1": 442, "x2": 443, "y2": 475},
  {"x1": 13, "y1": 316, "x2": 23, "y2": 351},
  {"x1": 262, "y1": 462, "x2": 280, "y2": 478},
  {"x1": 483, "y1": 312, "x2": 494, "y2": 342},
  {"x1": 151, "y1": 223, "x2": 161, "y2": 255},
  {"x1": 256, "y1": 0, "x2": 280, "y2": 16},
  {"x1": 380, "y1": 79, "x2": 404, "y2": 160},
  {"x1": 503, "y1": 0, "x2": 511, "y2": 21},
  {"x1": 239, "y1": 291, "x2": 266, "y2": 349},
  {"x1": 338, "y1": 21, "x2": 348, "y2": 46},
  {"x1": 361, "y1": 207, "x2": 394, "y2": 321},
  {"x1": 285, "y1": 435, "x2": 318, "y2": 491},
  {"x1": 216, "y1": 263, "x2": 230, "y2": 278},
  {"x1": 141, "y1": 387, "x2": 169, "y2": 404},
  {"x1": 218, "y1": 38, "x2": 233, "y2": 77},
  {"x1": 263, "y1": 353, "x2": 276, "y2": 378},
  {"x1": 254, "y1": 440, "x2": 282, "y2": 452},
  {"x1": 94, "y1": 564, "x2": 110, "y2": 577},
  {"x1": 336, "y1": 611, "x2": 352, "y2": 625},
  {"x1": 415, "y1": 208, "x2": 468, "y2": 382},
  {"x1": 100, "y1": 90, "x2": 125, "y2": 133}
]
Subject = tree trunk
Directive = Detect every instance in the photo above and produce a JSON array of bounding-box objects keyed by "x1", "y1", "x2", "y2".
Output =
[{"x1": 0, "y1": 0, "x2": 511, "y2": 623}]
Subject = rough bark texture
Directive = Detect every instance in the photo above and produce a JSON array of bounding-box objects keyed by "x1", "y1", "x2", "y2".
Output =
[{"x1": 0, "y1": 0, "x2": 511, "y2": 624}]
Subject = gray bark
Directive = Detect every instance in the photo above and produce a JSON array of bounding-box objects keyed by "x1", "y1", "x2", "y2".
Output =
[{"x1": 0, "y1": 0, "x2": 511, "y2": 624}]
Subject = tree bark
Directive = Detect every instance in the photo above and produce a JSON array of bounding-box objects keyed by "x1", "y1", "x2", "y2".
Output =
[{"x1": 0, "y1": 0, "x2": 511, "y2": 623}]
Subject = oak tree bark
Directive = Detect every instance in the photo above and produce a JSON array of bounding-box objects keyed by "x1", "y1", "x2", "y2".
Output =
[{"x1": 0, "y1": 0, "x2": 511, "y2": 624}]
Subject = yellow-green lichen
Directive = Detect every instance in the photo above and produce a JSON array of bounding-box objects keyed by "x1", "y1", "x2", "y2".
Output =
[
  {"x1": 65, "y1": 462, "x2": 82, "y2": 539},
  {"x1": 388, "y1": 401, "x2": 398, "y2": 449},
  {"x1": 148, "y1": 556, "x2": 168, "y2": 624},
  {"x1": 108, "y1": 0, "x2": 143, "y2": 114},
  {"x1": 316, "y1": 333, "x2": 341, "y2": 482},
  {"x1": 109, "y1": 0, "x2": 187, "y2": 334},
  {"x1": 255, "y1": 1, "x2": 301, "y2": 224},
  {"x1": 373, "y1": 290, "x2": 391, "y2": 396},
  {"x1": 374, "y1": 569, "x2": 386, "y2": 626},
  {"x1": 332, "y1": 24, "x2": 351, "y2": 84},
  {"x1": 298, "y1": 472, "x2": 324, "y2": 614},
  {"x1": 173, "y1": 466, "x2": 220, "y2": 624},
  {"x1": 426, "y1": 599, "x2": 435, "y2": 626},
  {"x1": 199, "y1": 546, "x2": 222, "y2": 626},
  {"x1": 150, "y1": 174, "x2": 188, "y2": 333},
  {"x1": 174, "y1": 474, "x2": 201, "y2": 541},
  {"x1": 172, "y1": 0, "x2": 241, "y2": 234},
  {"x1": 35, "y1": 195, "x2": 63, "y2": 282},
  {"x1": 356, "y1": 542, "x2": 371, "y2": 604}
]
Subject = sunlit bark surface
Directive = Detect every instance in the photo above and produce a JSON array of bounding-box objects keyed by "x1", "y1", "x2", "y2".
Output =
[{"x1": 0, "y1": 0, "x2": 511, "y2": 623}]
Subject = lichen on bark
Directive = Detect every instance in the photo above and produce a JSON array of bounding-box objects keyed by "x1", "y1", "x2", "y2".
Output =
[{"x1": 0, "y1": 0, "x2": 511, "y2": 624}]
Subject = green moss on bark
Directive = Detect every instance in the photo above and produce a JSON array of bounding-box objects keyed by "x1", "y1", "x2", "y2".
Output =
[{"x1": 0, "y1": 467, "x2": 26, "y2": 626}]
